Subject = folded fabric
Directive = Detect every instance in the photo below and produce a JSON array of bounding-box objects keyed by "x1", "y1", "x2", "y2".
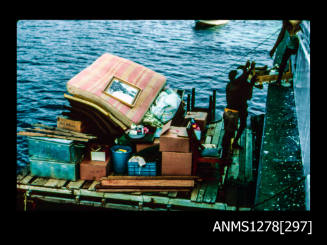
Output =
[
  {"x1": 128, "y1": 156, "x2": 146, "y2": 167},
  {"x1": 142, "y1": 111, "x2": 164, "y2": 128},
  {"x1": 150, "y1": 88, "x2": 181, "y2": 123}
]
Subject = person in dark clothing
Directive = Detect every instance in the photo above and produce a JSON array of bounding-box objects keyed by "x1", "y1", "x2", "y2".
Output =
[
  {"x1": 270, "y1": 20, "x2": 302, "y2": 86},
  {"x1": 222, "y1": 60, "x2": 258, "y2": 160}
]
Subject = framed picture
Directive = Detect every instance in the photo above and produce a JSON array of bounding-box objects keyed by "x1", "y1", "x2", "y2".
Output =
[{"x1": 103, "y1": 76, "x2": 142, "y2": 107}]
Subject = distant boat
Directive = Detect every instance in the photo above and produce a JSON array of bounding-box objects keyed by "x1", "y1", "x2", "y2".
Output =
[{"x1": 195, "y1": 20, "x2": 229, "y2": 28}]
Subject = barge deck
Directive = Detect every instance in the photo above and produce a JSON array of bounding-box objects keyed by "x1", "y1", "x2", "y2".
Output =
[{"x1": 17, "y1": 119, "x2": 256, "y2": 211}]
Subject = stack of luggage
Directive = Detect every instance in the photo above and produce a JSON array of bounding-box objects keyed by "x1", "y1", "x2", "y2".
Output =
[{"x1": 18, "y1": 53, "x2": 213, "y2": 191}]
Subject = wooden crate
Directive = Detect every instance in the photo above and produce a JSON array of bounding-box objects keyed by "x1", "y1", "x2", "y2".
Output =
[
  {"x1": 57, "y1": 116, "x2": 84, "y2": 133},
  {"x1": 257, "y1": 62, "x2": 293, "y2": 85},
  {"x1": 159, "y1": 127, "x2": 190, "y2": 153},
  {"x1": 161, "y1": 152, "x2": 192, "y2": 176},
  {"x1": 80, "y1": 158, "x2": 110, "y2": 181}
]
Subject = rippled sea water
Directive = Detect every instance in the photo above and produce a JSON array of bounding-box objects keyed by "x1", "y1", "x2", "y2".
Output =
[{"x1": 16, "y1": 20, "x2": 281, "y2": 172}]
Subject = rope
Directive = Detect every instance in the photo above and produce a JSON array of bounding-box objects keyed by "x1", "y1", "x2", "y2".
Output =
[{"x1": 227, "y1": 27, "x2": 281, "y2": 72}]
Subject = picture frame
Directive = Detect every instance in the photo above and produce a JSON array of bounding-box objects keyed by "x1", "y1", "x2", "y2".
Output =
[{"x1": 103, "y1": 76, "x2": 142, "y2": 107}]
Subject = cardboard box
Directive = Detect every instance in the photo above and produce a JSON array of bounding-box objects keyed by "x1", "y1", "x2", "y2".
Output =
[
  {"x1": 57, "y1": 116, "x2": 84, "y2": 133},
  {"x1": 136, "y1": 138, "x2": 160, "y2": 152},
  {"x1": 91, "y1": 151, "x2": 106, "y2": 161},
  {"x1": 161, "y1": 151, "x2": 192, "y2": 176},
  {"x1": 89, "y1": 144, "x2": 110, "y2": 161},
  {"x1": 80, "y1": 157, "x2": 110, "y2": 181},
  {"x1": 185, "y1": 111, "x2": 208, "y2": 131},
  {"x1": 159, "y1": 126, "x2": 190, "y2": 153}
]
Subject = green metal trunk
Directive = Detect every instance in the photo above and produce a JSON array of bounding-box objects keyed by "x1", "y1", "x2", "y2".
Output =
[
  {"x1": 28, "y1": 137, "x2": 85, "y2": 163},
  {"x1": 29, "y1": 157, "x2": 79, "y2": 181}
]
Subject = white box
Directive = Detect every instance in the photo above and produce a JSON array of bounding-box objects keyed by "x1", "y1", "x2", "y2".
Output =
[{"x1": 90, "y1": 151, "x2": 106, "y2": 162}]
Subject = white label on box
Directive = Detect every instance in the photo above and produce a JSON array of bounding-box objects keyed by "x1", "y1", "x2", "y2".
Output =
[{"x1": 91, "y1": 151, "x2": 106, "y2": 161}]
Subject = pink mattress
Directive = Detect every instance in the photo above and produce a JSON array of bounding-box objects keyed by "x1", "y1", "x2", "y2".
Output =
[{"x1": 66, "y1": 53, "x2": 166, "y2": 128}]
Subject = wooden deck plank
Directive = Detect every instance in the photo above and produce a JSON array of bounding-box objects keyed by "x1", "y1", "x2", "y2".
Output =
[
  {"x1": 31, "y1": 194, "x2": 170, "y2": 211},
  {"x1": 204, "y1": 136, "x2": 212, "y2": 144},
  {"x1": 30, "y1": 177, "x2": 50, "y2": 186},
  {"x1": 96, "y1": 188, "x2": 191, "y2": 193},
  {"x1": 196, "y1": 182, "x2": 208, "y2": 203},
  {"x1": 56, "y1": 179, "x2": 68, "y2": 188},
  {"x1": 66, "y1": 179, "x2": 85, "y2": 189},
  {"x1": 75, "y1": 189, "x2": 153, "y2": 203},
  {"x1": 226, "y1": 158, "x2": 240, "y2": 182},
  {"x1": 44, "y1": 179, "x2": 61, "y2": 187},
  {"x1": 168, "y1": 198, "x2": 227, "y2": 210},
  {"x1": 43, "y1": 179, "x2": 68, "y2": 188},
  {"x1": 17, "y1": 184, "x2": 72, "y2": 194},
  {"x1": 17, "y1": 173, "x2": 28, "y2": 182},
  {"x1": 203, "y1": 166, "x2": 220, "y2": 204},
  {"x1": 101, "y1": 176, "x2": 199, "y2": 180},
  {"x1": 245, "y1": 130, "x2": 253, "y2": 182},
  {"x1": 225, "y1": 133, "x2": 241, "y2": 183},
  {"x1": 216, "y1": 124, "x2": 225, "y2": 158},
  {"x1": 100, "y1": 179, "x2": 194, "y2": 188},
  {"x1": 238, "y1": 130, "x2": 247, "y2": 182},
  {"x1": 206, "y1": 124, "x2": 216, "y2": 137},
  {"x1": 190, "y1": 183, "x2": 200, "y2": 202},
  {"x1": 81, "y1": 180, "x2": 93, "y2": 190},
  {"x1": 211, "y1": 121, "x2": 223, "y2": 145},
  {"x1": 88, "y1": 180, "x2": 100, "y2": 191},
  {"x1": 221, "y1": 165, "x2": 228, "y2": 186},
  {"x1": 20, "y1": 175, "x2": 35, "y2": 185},
  {"x1": 203, "y1": 180, "x2": 220, "y2": 203}
]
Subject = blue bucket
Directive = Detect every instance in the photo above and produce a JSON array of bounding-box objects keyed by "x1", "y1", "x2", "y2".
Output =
[{"x1": 110, "y1": 145, "x2": 132, "y2": 174}]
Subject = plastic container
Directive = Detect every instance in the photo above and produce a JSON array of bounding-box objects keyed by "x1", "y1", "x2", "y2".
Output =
[
  {"x1": 128, "y1": 162, "x2": 157, "y2": 176},
  {"x1": 110, "y1": 145, "x2": 132, "y2": 174}
]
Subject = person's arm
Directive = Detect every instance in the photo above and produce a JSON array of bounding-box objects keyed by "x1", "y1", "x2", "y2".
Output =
[
  {"x1": 239, "y1": 61, "x2": 255, "y2": 81},
  {"x1": 225, "y1": 83, "x2": 231, "y2": 107},
  {"x1": 250, "y1": 73, "x2": 258, "y2": 87},
  {"x1": 247, "y1": 74, "x2": 258, "y2": 100},
  {"x1": 270, "y1": 20, "x2": 287, "y2": 57}
]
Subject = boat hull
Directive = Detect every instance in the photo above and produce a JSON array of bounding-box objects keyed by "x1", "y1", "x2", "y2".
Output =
[{"x1": 195, "y1": 20, "x2": 229, "y2": 28}]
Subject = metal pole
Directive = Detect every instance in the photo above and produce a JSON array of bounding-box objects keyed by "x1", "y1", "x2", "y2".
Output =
[
  {"x1": 187, "y1": 94, "x2": 191, "y2": 112},
  {"x1": 191, "y1": 88, "x2": 195, "y2": 111},
  {"x1": 208, "y1": 95, "x2": 212, "y2": 122},
  {"x1": 212, "y1": 90, "x2": 216, "y2": 121}
]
